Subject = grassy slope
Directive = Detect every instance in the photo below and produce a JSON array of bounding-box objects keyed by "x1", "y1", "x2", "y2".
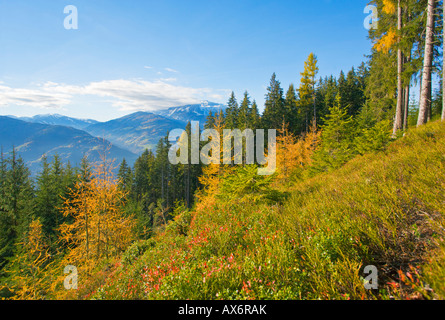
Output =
[{"x1": 81, "y1": 121, "x2": 445, "y2": 300}]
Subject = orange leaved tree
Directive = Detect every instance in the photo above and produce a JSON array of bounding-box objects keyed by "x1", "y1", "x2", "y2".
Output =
[{"x1": 58, "y1": 158, "x2": 135, "y2": 283}]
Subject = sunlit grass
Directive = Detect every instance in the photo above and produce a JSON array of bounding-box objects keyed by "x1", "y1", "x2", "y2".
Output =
[{"x1": 83, "y1": 120, "x2": 445, "y2": 300}]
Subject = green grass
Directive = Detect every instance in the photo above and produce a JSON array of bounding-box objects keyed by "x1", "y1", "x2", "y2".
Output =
[{"x1": 79, "y1": 120, "x2": 445, "y2": 300}]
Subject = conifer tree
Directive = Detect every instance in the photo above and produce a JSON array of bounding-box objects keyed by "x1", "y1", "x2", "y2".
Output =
[
  {"x1": 262, "y1": 73, "x2": 286, "y2": 130},
  {"x1": 225, "y1": 92, "x2": 239, "y2": 129},
  {"x1": 298, "y1": 53, "x2": 319, "y2": 130},
  {"x1": 0, "y1": 149, "x2": 34, "y2": 270},
  {"x1": 117, "y1": 158, "x2": 133, "y2": 192},
  {"x1": 310, "y1": 95, "x2": 356, "y2": 173},
  {"x1": 205, "y1": 110, "x2": 215, "y2": 129},
  {"x1": 59, "y1": 161, "x2": 135, "y2": 274},
  {"x1": 79, "y1": 155, "x2": 92, "y2": 183},
  {"x1": 238, "y1": 91, "x2": 251, "y2": 130},
  {"x1": 2, "y1": 218, "x2": 53, "y2": 300},
  {"x1": 284, "y1": 84, "x2": 299, "y2": 134},
  {"x1": 132, "y1": 149, "x2": 155, "y2": 202},
  {"x1": 35, "y1": 155, "x2": 73, "y2": 247},
  {"x1": 249, "y1": 100, "x2": 261, "y2": 130}
]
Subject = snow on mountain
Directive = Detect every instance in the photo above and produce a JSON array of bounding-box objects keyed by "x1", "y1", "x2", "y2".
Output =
[{"x1": 153, "y1": 101, "x2": 226, "y2": 124}]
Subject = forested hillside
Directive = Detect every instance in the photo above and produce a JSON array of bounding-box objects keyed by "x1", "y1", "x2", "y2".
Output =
[{"x1": 0, "y1": 0, "x2": 444, "y2": 300}]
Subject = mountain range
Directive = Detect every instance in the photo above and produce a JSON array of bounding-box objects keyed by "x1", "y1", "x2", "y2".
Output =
[
  {"x1": 0, "y1": 102, "x2": 226, "y2": 174},
  {"x1": 83, "y1": 112, "x2": 186, "y2": 154},
  {"x1": 153, "y1": 102, "x2": 225, "y2": 123},
  {"x1": 9, "y1": 114, "x2": 99, "y2": 130},
  {"x1": 0, "y1": 116, "x2": 138, "y2": 174}
]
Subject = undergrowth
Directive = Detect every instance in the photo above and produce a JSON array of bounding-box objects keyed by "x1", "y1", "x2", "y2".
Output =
[{"x1": 72, "y1": 121, "x2": 445, "y2": 300}]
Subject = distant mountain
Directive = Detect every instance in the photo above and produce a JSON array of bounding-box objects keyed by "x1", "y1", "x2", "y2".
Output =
[
  {"x1": 12, "y1": 114, "x2": 99, "y2": 130},
  {"x1": 0, "y1": 116, "x2": 137, "y2": 174},
  {"x1": 1, "y1": 102, "x2": 227, "y2": 167},
  {"x1": 84, "y1": 112, "x2": 187, "y2": 154},
  {"x1": 153, "y1": 101, "x2": 226, "y2": 124}
]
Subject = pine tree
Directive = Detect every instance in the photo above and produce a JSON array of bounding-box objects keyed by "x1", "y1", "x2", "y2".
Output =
[
  {"x1": 205, "y1": 110, "x2": 215, "y2": 129},
  {"x1": 344, "y1": 67, "x2": 365, "y2": 116},
  {"x1": 262, "y1": 73, "x2": 286, "y2": 130},
  {"x1": 238, "y1": 91, "x2": 251, "y2": 130},
  {"x1": 35, "y1": 155, "x2": 73, "y2": 248},
  {"x1": 284, "y1": 84, "x2": 299, "y2": 134},
  {"x1": 249, "y1": 100, "x2": 261, "y2": 130},
  {"x1": 0, "y1": 149, "x2": 34, "y2": 270},
  {"x1": 310, "y1": 94, "x2": 356, "y2": 173},
  {"x1": 117, "y1": 158, "x2": 133, "y2": 192},
  {"x1": 78, "y1": 155, "x2": 92, "y2": 183},
  {"x1": 132, "y1": 149, "x2": 155, "y2": 202},
  {"x1": 225, "y1": 92, "x2": 239, "y2": 129}
]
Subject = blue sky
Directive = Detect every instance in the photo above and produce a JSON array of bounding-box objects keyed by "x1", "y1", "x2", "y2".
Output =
[{"x1": 0, "y1": 0, "x2": 372, "y2": 121}]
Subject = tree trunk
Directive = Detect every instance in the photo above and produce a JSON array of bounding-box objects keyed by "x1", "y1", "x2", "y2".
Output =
[
  {"x1": 417, "y1": 0, "x2": 436, "y2": 126},
  {"x1": 442, "y1": 0, "x2": 445, "y2": 121},
  {"x1": 404, "y1": 84, "x2": 410, "y2": 130},
  {"x1": 313, "y1": 80, "x2": 317, "y2": 128},
  {"x1": 393, "y1": 0, "x2": 404, "y2": 136}
]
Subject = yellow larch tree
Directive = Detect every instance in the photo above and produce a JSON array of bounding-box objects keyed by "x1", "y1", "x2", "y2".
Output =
[
  {"x1": 2, "y1": 218, "x2": 54, "y2": 300},
  {"x1": 55, "y1": 158, "x2": 135, "y2": 295},
  {"x1": 275, "y1": 121, "x2": 321, "y2": 182}
]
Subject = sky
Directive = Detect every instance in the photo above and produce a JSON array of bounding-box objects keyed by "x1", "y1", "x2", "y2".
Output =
[{"x1": 0, "y1": 0, "x2": 373, "y2": 121}]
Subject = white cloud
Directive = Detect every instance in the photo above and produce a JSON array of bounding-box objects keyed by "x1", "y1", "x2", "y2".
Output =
[
  {"x1": 0, "y1": 79, "x2": 228, "y2": 112},
  {"x1": 159, "y1": 78, "x2": 177, "y2": 82},
  {"x1": 144, "y1": 66, "x2": 153, "y2": 69},
  {"x1": 0, "y1": 84, "x2": 70, "y2": 109},
  {"x1": 164, "y1": 68, "x2": 179, "y2": 73}
]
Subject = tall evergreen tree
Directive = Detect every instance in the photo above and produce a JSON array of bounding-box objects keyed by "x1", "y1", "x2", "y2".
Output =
[
  {"x1": 249, "y1": 100, "x2": 261, "y2": 130},
  {"x1": 310, "y1": 94, "x2": 356, "y2": 173},
  {"x1": 284, "y1": 84, "x2": 299, "y2": 134},
  {"x1": 117, "y1": 158, "x2": 133, "y2": 193},
  {"x1": 0, "y1": 149, "x2": 34, "y2": 270},
  {"x1": 238, "y1": 91, "x2": 252, "y2": 130},
  {"x1": 262, "y1": 73, "x2": 286, "y2": 129},
  {"x1": 225, "y1": 92, "x2": 239, "y2": 129},
  {"x1": 34, "y1": 155, "x2": 73, "y2": 247},
  {"x1": 298, "y1": 53, "x2": 319, "y2": 130}
]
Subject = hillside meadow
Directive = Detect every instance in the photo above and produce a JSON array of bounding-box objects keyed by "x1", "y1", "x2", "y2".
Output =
[{"x1": 56, "y1": 120, "x2": 445, "y2": 300}]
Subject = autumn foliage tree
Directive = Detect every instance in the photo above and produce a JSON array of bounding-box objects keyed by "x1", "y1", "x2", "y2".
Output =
[
  {"x1": 58, "y1": 159, "x2": 135, "y2": 277},
  {"x1": 276, "y1": 120, "x2": 321, "y2": 182},
  {"x1": 1, "y1": 219, "x2": 53, "y2": 300}
]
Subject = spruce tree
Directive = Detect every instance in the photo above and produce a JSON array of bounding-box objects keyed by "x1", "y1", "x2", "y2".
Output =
[
  {"x1": 262, "y1": 73, "x2": 286, "y2": 130},
  {"x1": 238, "y1": 91, "x2": 252, "y2": 130},
  {"x1": 249, "y1": 100, "x2": 261, "y2": 130},
  {"x1": 225, "y1": 92, "x2": 239, "y2": 129},
  {"x1": 117, "y1": 158, "x2": 133, "y2": 193},
  {"x1": 284, "y1": 84, "x2": 299, "y2": 134},
  {"x1": 0, "y1": 149, "x2": 34, "y2": 270},
  {"x1": 310, "y1": 94, "x2": 356, "y2": 174}
]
